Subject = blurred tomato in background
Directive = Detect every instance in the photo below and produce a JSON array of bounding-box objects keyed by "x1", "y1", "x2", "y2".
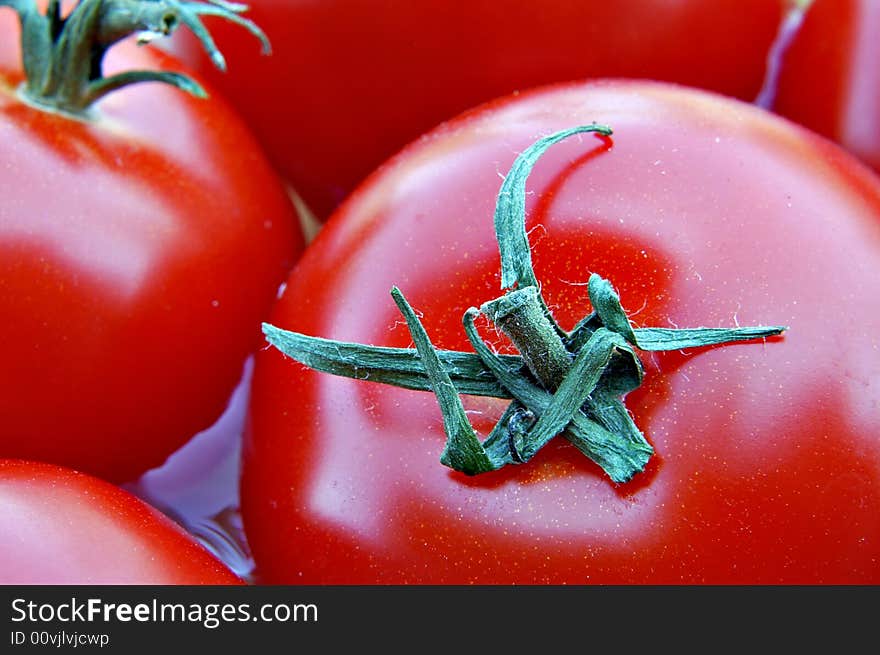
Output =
[{"x1": 166, "y1": 0, "x2": 791, "y2": 219}]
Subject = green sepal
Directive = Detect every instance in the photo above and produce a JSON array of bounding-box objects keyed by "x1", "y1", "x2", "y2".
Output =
[
  {"x1": 261, "y1": 323, "x2": 517, "y2": 399},
  {"x1": 517, "y1": 327, "x2": 629, "y2": 461},
  {"x1": 462, "y1": 310, "x2": 652, "y2": 483},
  {"x1": 631, "y1": 326, "x2": 787, "y2": 351},
  {"x1": 578, "y1": 272, "x2": 786, "y2": 351},
  {"x1": 175, "y1": 0, "x2": 271, "y2": 70},
  {"x1": 587, "y1": 274, "x2": 638, "y2": 344},
  {"x1": 495, "y1": 124, "x2": 613, "y2": 292},
  {"x1": 390, "y1": 288, "x2": 500, "y2": 476},
  {"x1": 83, "y1": 70, "x2": 207, "y2": 106},
  {"x1": 493, "y1": 124, "x2": 613, "y2": 338}
]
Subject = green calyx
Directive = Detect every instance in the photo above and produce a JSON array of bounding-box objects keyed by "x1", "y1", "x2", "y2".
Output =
[
  {"x1": 263, "y1": 125, "x2": 787, "y2": 484},
  {"x1": 1, "y1": 0, "x2": 269, "y2": 113}
]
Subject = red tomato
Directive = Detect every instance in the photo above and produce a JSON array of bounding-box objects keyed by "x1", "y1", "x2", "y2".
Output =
[
  {"x1": 0, "y1": 459, "x2": 243, "y2": 584},
  {"x1": 243, "y1": 80, "x2": 880, "y2": 584},
  {"x1": 166, "y1": 0, "x2": 788, "y2": 219},
  {"x1": 0, "y1": 10, "x2": 303, "y2": 483},
  {"x1": 771, "y1": 0, "x2": 880, "y2": 175}
]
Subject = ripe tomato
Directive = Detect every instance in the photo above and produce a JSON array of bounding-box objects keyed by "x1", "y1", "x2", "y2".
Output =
[
  {"x1": 243, "y1": 80, "x2": 880, "y2": 584},
  {"x1": 166, "y1": 0, "x2": 788, "y2": 218},
  {"x1": 0, "y1": 8, "x2": 303, "y2": 483},
  {"x1": 771, "y1": 0, "x2": 880, "y2": 175},
  {"x1": 0, "y1": 459, "x2": 243, "y2": 584}
]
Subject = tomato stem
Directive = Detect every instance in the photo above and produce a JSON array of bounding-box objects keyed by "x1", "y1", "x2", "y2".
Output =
[
  {"x1": 1, "y1": 0, "x2": 269, "y2": 113},
  {"x1": 262, "y1": 126, "x2": 787, "y2": 483},
  {"x1": 480, "y1": 287, "x2": 571, "y2": 392}
]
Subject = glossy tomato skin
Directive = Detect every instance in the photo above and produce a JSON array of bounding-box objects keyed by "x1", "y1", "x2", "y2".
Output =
[
  {"x1": 243, "y1": 81, "x2": 880, "y2": 584},
  {"x1": 0, "y1": 19, "x2": 304, "y2": 483},
  {"x1": 166, "y1": 0, "x2": 788, "y2": 218},
  {"x1": 771, "y1": 0, "x2": 880, "y2": 175},
  {"x1": 0, "y1": 459, "x2": 243, "y2": 584}
]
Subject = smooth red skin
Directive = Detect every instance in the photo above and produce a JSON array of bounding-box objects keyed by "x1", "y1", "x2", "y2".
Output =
[
  {"x1": 772, "y1": 0, "x2": 880, "y2": 175},
  {"x1": 166, "y1": 0, "x2": 787, "y2": 219},
  {"x1": 0, "y1": 18, "x2": 304, "y2": 483},
  {"x1": 0, "y1": 459, "x2": 243, "y2": 584},
  {"x1": 243, "y1": 81, "x2": 880, "y2": 584}
]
